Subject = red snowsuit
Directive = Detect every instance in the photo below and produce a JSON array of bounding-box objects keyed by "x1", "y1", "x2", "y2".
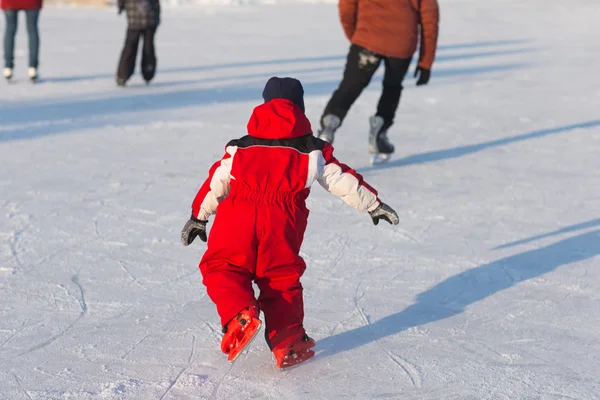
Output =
[{"x1": 191, "y1": 98, "x2": 380, "y2": 350}]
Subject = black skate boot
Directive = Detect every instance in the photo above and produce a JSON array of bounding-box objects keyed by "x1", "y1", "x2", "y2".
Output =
[
  {"x1": 142, "y1": 64, "x2": 155, "y2": 85},
  {"x1": 368, "y1": 116, "x2": 394, "y2": 165},
  {"x1": 318, "y1": 114, "x2": 341, "y2": 144}
]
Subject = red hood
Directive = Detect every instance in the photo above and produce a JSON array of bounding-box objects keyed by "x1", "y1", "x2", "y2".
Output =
[{"x1": 247, "y1": 99, "x2": 312, "y2": 139}]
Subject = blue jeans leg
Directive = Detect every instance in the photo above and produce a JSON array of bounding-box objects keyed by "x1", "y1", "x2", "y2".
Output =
[
  {"x1": 3, "y1": 10, "x2": 18, "y2": 69},
  {"x1": 25, "y1": 9, "x2": 40, "y2": 68}
]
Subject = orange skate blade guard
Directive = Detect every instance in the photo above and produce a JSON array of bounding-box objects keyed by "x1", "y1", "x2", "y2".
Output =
[
  {"x1": 274, "y1": 338, "x2": 316, "y2": 369},
  {"x1": 275, "y1": 348, "x2": 315, "y2": 369},
  {"x1": 227, "y1": 318, "x2": 262, "y2": 363}
]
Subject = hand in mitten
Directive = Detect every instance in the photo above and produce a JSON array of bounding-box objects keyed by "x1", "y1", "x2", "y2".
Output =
[
  {"x1": 117, "y1": 2, "x2": 124, "y2": 14},
  {"x1": 369, "y1": 202, "x2": 399, "y2": 226},
  {"x1": 181, "y1": 217, "x2": 207, "y2": 245},
  {"x1": 414, "y1": 67, "x2": 431, "y2": 86}
]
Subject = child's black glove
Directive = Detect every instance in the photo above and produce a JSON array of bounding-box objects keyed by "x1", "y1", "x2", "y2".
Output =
[
  {"x1": 181, "y1": 217, "x2": 208, "y2": 245},
  {"x1": 369, "y1": 203, "x2": 399, "y2": 226},
  {"x1": 117, "y1": 1, "x2": 124, "y2": 14},
  {"x1": 414, "y1": 67, "x2": 431, "y2": 86}
]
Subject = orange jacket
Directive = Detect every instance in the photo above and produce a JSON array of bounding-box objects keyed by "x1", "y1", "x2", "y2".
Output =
[{"x1": 339, "y1": 0, "x2": 439, "y2": 70}]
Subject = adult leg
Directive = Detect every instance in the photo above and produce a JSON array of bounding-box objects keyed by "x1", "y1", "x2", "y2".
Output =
[
  {"x1": 25, "y1": 9, "x2": 40, "y2": 69},
  {"x1": 376, "y1": 56, "x2": 412, "y2": 132},
  {"x1": 116, "y1": 28, "x2": 141, "y2": 83},
  {"x1": 3, "y1": 10, "x2": 18, "y2": 69},
  {"x1": 321, "y1": 44, "x2": 382, "y2": 126},
  {"x1": 140, "y1": 26, "x2": 157, "y2": 82}
]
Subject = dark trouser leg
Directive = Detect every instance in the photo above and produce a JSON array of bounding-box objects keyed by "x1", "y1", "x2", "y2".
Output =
[
  {"x1": 25, "y1": 9, "x2": 40, "y2": 68},
  {"x1": 3, "y1": 10, "x2": 18, "y2": 69},
  {"x1": 321, "y1": 44, "x2": 382, "y2": 126},
  {"x1": 376, "y1": 56, "x2": 412, "y2": 132},
  {"x1": 140, "y1": 26, "x2": 157, "y2": 82},
  {"x1": 117, "y1": 28, "x2": 141, "y2": 81}
]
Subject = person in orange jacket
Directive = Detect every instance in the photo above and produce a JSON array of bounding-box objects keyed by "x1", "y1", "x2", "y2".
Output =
[
  {"x1": 319, "y1": 0, "x2": 440, "y2": 163},
  {"x1": 181, "y1": 77, "x2": 399, "y2": 369}
]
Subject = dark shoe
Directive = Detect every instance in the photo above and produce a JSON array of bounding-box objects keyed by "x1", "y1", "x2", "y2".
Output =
[{"x1": 142, "y1": 64, "x2": 155, "y2": 83}]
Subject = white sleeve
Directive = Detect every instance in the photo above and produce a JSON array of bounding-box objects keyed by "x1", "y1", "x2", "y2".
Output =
[
  {"x1": 194, "y1": 146, "x2": 237, "y2": 220},
  {"x1": 316, "y1": 148, "x2": 379, "y2": 212}
]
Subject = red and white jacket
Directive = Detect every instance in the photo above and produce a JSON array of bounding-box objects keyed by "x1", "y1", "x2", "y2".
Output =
[{"x1": 191, "y1": 99, "x2": 380, "y2": 221}]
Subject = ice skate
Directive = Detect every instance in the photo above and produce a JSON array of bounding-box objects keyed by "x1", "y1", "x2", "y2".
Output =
[
  {"x1": 220, "y1": 305, "x2": 262, "y2": 363},
  {"x1": 116, "y1": 77, "x2": 127, "y2": 87},
  {"x1": 273, "y1": 333, "x2": 316, "y2": 370},
  {"x1": 4, "y1": 67, "x2": 13, "y2": 81},
  {"x1": 368, "y1": 115, "x2": 394, "y2": 165},
  {"x1": 28, "y1": 67, "x2": 38, "y2": 82},
  {"x1": 143, "y1": 64, "x2": 155, "y2": 85},
  {"x1": 318, "y1": 114, "x2": 341, "y2": 144}
]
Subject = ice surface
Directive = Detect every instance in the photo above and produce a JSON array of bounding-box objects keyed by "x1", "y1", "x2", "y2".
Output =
[{"x1": 1, "y1": 1, "x2": 600, "y2": 398}]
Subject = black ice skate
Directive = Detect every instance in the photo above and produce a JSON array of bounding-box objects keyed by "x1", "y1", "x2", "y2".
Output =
[
  {"x1": 318, "y1": 114, "x2": 341, "y2": 144},
  {"x1": 142, "y1": 64, "x2": 155, "y2": 85},
  {"x1": 368, "y1": 116, "x2": 394, "y2": 165},
  {"x1": 116, "y1": 77, "x2": 127, "y2": 87}
]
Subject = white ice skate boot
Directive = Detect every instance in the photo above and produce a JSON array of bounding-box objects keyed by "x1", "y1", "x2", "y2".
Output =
[
  {"x1": 318, "y1": 114, "x2": 341, "y2": 144},
  {"x1": 3, "y1": 67, "x2": 13, "y2": 80},
  {"x1": 28, "y1": 67, "x2": 38, "y2": 82},
  {"x1": 368, "y1": 115, "x2": 394, "y2": 165}
]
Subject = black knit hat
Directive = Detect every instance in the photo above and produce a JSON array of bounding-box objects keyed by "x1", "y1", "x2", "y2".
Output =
[{"x1": 262, "y1": 77, "x2": 305, "y2": 112}]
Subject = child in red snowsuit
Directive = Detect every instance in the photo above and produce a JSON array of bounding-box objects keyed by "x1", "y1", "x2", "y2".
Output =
[{"x1": 181, "y1": 77, "x2": 399, "y2": 369}]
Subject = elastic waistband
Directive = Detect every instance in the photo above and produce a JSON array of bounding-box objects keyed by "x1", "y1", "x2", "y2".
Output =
[{"x1": 231, "y1": 188, "x2": 303, "y2": 204}]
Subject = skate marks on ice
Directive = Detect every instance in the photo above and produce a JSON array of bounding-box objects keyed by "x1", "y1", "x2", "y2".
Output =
[
  {"x1": 10, "y1": 274, "x2": 89, "y2": 360},
  {"x1": 12, "y1": 373, "x2": 33, "y2": 400},
  {"x1": 317, "y1": 224, "x2": 600, "y2": 359},
  {"x1": 352, "y1": 282, "x2": 422, "y2": 388},
  {"x1": 359, "y1": 120, "x2": 600, "y2": 172},
  {"x1": 0, "y1": 201, "x2": 33, "y2": 276},
  {"x1": 158, "y1": 335, "x2": 196, "y2": 400}
]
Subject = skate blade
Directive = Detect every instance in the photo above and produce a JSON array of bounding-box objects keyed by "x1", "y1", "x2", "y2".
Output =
[
  {"x1": 369, "y1": 153, "x2": 391, "y2": 165},
  {"x1": 227, "y1": 319, "x2": 262, "y2": 363},
  {"x1": 318, "y1": 134, "x2": 333, "y2": 144},
  {"x1": 277, "y1": 349, "x2": 315, "y2": 370}
]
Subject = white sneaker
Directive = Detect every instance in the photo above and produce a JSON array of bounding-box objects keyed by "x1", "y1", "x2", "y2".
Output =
[
  {"x1": 28, "y1": 67, "x2": 38, "y2": 80},
  {"x1": 3, "y1": 67, "x2": 12, "y2": 79}
]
